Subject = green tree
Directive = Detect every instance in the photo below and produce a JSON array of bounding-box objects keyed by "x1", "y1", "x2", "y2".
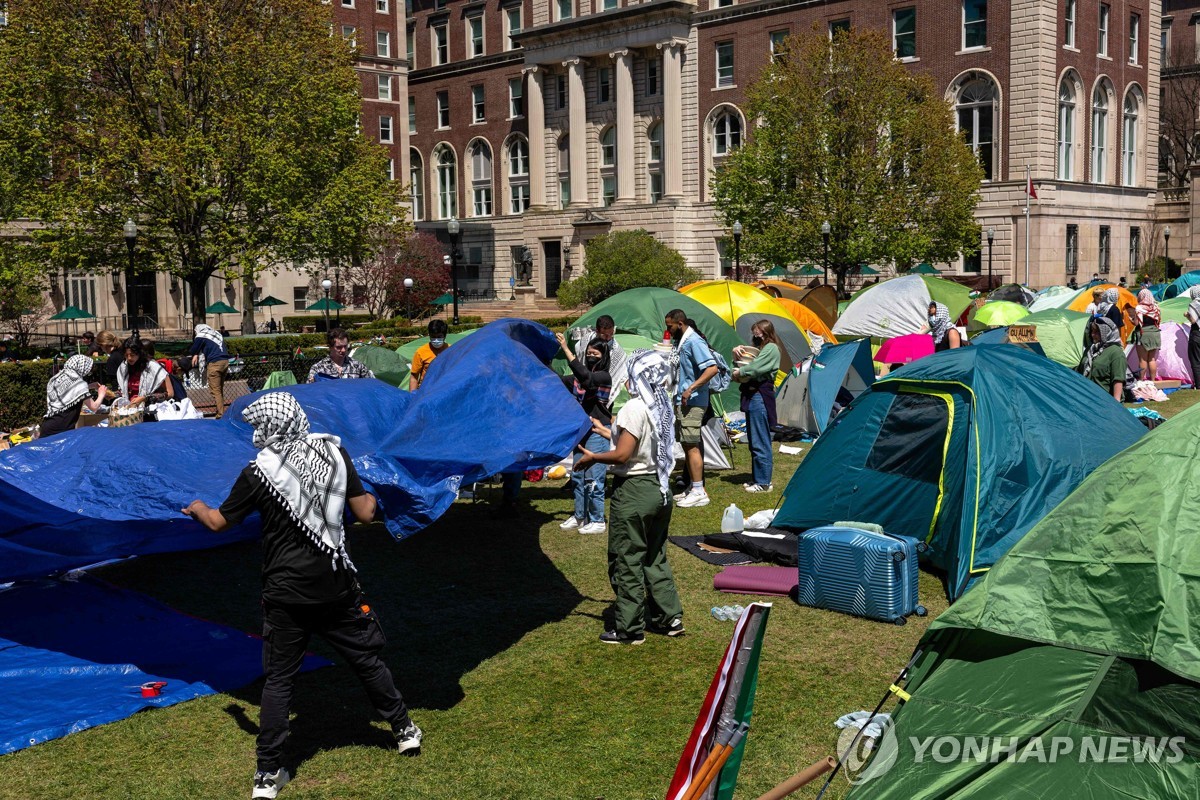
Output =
[
  {"x1": 0, "y1": 0, "x2": 404, "y2": 328},
  {"x1": 711, "y1": 27, "x2": 984, "y2": 296},
  {"x1": 557, "y1": 230, "x2": 698, "y2": 308}
]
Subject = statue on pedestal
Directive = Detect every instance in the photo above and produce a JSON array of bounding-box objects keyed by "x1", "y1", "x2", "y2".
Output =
[{"x1": 517, "y1": 246, "x2": 533, "y2": 287}]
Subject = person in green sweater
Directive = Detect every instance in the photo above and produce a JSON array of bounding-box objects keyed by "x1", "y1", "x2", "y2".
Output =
[
  {"x1": 732, "y1": 320, "x2": 789, "y2": 492},
  {"x1": 1078, "y1": 316, "x2": 1127, "y2": 401}
]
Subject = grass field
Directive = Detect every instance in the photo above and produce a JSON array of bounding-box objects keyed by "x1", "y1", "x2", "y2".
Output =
[{"x1": 1, "y1": 391, "x2": 1194, "y2": 800}]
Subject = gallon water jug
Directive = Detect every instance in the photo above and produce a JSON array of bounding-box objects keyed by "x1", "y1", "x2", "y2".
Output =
[{"x1": 721, "y1": 503, "x2": 744, "y2": 533}]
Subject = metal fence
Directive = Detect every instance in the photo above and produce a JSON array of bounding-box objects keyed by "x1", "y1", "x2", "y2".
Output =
[{"x1": 228, "y1": 352, "x2": 322, "y2": 391}]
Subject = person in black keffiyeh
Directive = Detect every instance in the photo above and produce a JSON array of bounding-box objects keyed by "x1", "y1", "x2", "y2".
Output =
[
  {"x1": 41, "y1": 354, "x2": 108, "y2": 438},
  {"x1": 182, "y1": 392, "x2": 422, "y2": 794}
]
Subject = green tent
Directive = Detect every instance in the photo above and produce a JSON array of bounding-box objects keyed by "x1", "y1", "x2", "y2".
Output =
[
  {"x1": 1022, "y1": 308, "x2": 1090, "y2": 368},
  {"x1": 1159, "y1": 296, "x2": 1191, "y2": 324},
  {"x1": 353, "y1": 328, "x2": 481, "y2": 390},
  {"x1": 850, "y1": 404, "x2": 1200, "y2": 799}
]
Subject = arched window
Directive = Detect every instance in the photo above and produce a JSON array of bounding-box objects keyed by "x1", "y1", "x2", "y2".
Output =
[
  {"x1": 647, "y1": 121, "x2": 663, "y2": 203},
  {"x1": 434, "y1": 144, "x2": 457, "y2": 219},
  {"x1": 1091, "y1": 84, "x2": 1108, "y2": 183},
  {"x1": 600, "y1": 126, "x2": 616, "y2": 207},
  {"x1": 1057, "y1": 79, "x2": 1076, "y2": 180},
  {"x1": 557, "y1": 134, "x2": 570, "y2": 209},
  {"x1": 955, "y1": 77, "x2": 996, "y2": 180},
  {"x1": 469, "y1": 140, "x2": 493, "y2": 217},
  {"x1": 409, "y1": 149, "x2": 425, "y2": 222},
  {"x1": 1122, "y1": 91, "x2": 1139, "y2": 187},
  {"x1": 713, "y1": 111, "x2": 742, "y2": 156},
  {"x1": 507, "y1": 137, "x2": 530, "y2": 214}
]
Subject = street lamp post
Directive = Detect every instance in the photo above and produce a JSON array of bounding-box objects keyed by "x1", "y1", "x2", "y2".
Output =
[
  {"x1": 321, "y1": 278, "x2": 332, "y2": 332},
  {"x1": 986, "y1": 227, "x2": 995, "y2": 288},
  {"x1": 403, "y1": 277, "x2": 414, "y2": 322},
  {"x1": 820, "y1": 221, "x2": 831, "y2": 285},
  {"x1": 1165, "y1": 226, "x2": 1172, "y2": 281},
  {"x1": 122, "y1": 219, "x2": 138, "y2": 338},
  {"x1": 732, "y1": 221, "x2": 743, "y2": 282},
  {"x1": 447, "y1": 217, "x2": 461, "y2": 325}
]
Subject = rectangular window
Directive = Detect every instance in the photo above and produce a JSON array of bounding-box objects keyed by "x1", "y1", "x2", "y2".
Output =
[
  {"x1": 1098, "y1": 4, "x2": 1110, "y2": 56},
  {"x1": 962, "y1": 250, "x2": 982, "y2": 273},
  {"x1": 376, "y1": 31, "x2": 390, "y2": 58},
  {"x1": 433, "y1": 23, "x2": 448, "y2": 65},
  {"x1": 646, "y1": 60, "x2": 659, "y2": 95},
  {"x1": 379, "y1": 115, "x2": 393, "y2": 143},
  {"x1": 602, "y1": 176, "x2": 615, "y2": 207},
  {"x1": 293, "y1": 286, "x2": 309, "y2": 312},
  {"x1": 559, "y1": 178, "x2": 569, "y2": 209},
  {"x1": 717, "y1": 0, "x2": 733, "y2": 6},
  {"x1": 769, "y1": 31, "x2": 788, "y2": 61},
  {"x1": 378, "y1": 75, "x2": 392, "y2": 101},
  {"x1": 387, "y1": 158, "x2": 395, "y2": 181},
  {"x1": 557, "y1": 0, "x2": 572, "y2": 21},
  {"x1": 962, "y1": 0, "x2": 986, "y2": 49},
  {"x1": 341, "y1": 25, "x2": 356, "y2": 46},
  {"x1": 341, "y1": 0, "x2": 353, "y2": 6},
  {"x1": 1066, "y1": 224, "x2": 1079, "y2": 274},
  {"x1": 410, "y1": 163, "x2": 424, "y2": 221},
  {"x1": 1065, "y1": 0, "x2": 1075, "y2": 47},
  {"x1": 473, "y1": 187, "x2": 492, "y2": 216},
  {"x1": 650, "y1": 173, "x2": 663, "y2": 203},
  {"x1": 1129, "y1": 13, "x2": 1139, "y2": 63},
  {"x1": 511, "y1": 184, "x2": 530, "y2": 214},
  {"x1": 376, "y1": 0, "x2": 388, "y2": 11},
  {"x1": 598, "y1": 67, "x2": 611, "y2": 103},
  {"x1": 468, "y1": 15, "x2": 484, "y2": 57},
  {"x1": 556, "y1": 75, "x2": 567, "y2": 109},
  {"x1": 1162, "y1": 21, "x2": 1171, "y2": 66},
  {"x1": 829, "y1": 19, "x2": 850, "y2": 38},
  {"x1": 509, "y1": 78, "x2": 524, "y2": 118},
  {"x1": 436, "y1": 91, "x2": 450, "y2": 128},
  {"x1": 472, "y1": 85, "x2": 485, "y2": 123},
  {"x1": 407, "y1": 29, "x2": 415, "y2": 66},
  {"x1": 604, "y1": 0, "x2": 618, "y2": 8},
  {"x1": 715, "y1": 41, "x2": 734, "y2": 88},
  {"x1": 893, "y1": 8, "x2": 916, "y2": 59},
  {"x1": 408, "y1": 96, "x2": 416, "y2": 133},
  {"x1": 64, "y1": 274, "x2": 97, "y2": 315},
  {"x1": 1099, "y1": 226, "x2": 1111, "y2": 274},
  {"x1": 1129, "y1": 227, "x2": 1141, "y2": 271},
  {"x1": 505, "y1": 7, "x2": 522, "y2": 50}
]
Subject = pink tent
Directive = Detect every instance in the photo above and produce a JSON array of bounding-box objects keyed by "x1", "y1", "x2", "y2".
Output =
[{"x1": 1127, "y1": 322, "x2": 1193, "y2": 384}]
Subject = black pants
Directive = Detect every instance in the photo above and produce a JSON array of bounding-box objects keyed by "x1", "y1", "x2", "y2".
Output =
[
  {"x1": 258, "y1": 597, "x2": 411, "y2": 771},
  {"x1": 1189, "y1": 325, "x2": 1200, "y2": 389}
]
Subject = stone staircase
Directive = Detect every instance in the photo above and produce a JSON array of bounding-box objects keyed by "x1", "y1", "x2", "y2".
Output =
[{"x1": 434, "y1": 296, "x2": 581, "y2": 324}]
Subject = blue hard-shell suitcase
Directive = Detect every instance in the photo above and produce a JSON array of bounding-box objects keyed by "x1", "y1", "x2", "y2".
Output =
[{"x1": 796, "y1": 525, "x2": 927, "y2": 625}]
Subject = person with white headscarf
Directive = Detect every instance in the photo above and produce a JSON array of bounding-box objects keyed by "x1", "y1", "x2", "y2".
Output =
[
  {"x1": 116, "y1": 337, "x2": 172, "y2": 406},
  {"x1": 577, "y1": 349, "x2": 684, "y2": 645},
  {"x1": 188, "y1": 323, "x2": 231, "y2": 418},
  {"x1": 1134, "y1": 284, "x2": 1162, "y2": 382},
  {"x1": 41, "y1": 354, "x2": 109, "y2": 438},
  {"x1": 925, "y1": 302, "x2": 962, "y2": 351},
  {"x1": 1078, "y1": 317, "x2": 1128, "y2": 401},
  {"x1": 182, "y1": 392, "x2": 422, "y2": 799},
  {"x1": 1186, "y1": 286, "x2": 1200, "y2": 387}
]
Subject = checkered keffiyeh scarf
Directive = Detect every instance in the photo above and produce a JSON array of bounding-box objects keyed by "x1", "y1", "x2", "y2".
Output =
[
  {"x1": 45, "y1": 355, "x2": 94, "y2": 417},
  {"x1": 243, "y1": 392, "x2": 355, "y2": 572},
  {"x1": 616, "y1": 349, "x2": 677, "y2": 505},
  {"x1": 117, "y1": 358, "x2": 166, "y2": 401},
  {"x1": 192, "y1": 324, "x2": 224, "y2": 375},
  {"x1": 307, "y1": 356, "x2": 374, "y2": 381},
  {"x1": 1095, "y1": 288, "x2": 1120, "y2": 318},
  {"x1": 928, "y1": 303, "x2": 952, "y2": 344}
]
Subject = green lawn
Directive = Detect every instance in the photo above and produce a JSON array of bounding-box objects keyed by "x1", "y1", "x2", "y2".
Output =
[{"x1": 0, "y1": 391, "x2": 1194, "y2": 800}]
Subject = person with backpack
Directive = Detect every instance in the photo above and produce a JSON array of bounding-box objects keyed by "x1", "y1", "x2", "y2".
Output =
[{"x1": 664, "y1": 310, "x2": 719, "y2": 508}]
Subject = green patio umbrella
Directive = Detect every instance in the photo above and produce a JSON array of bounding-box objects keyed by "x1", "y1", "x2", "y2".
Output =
[
  {"x1": 205, "y1": 301, "x2": 239, "y2": 331},
  {"x1": 430, "y1": 292, "x2": 454, "y2": 306},
  {"x1": 798, "y1": 264, "x2": 822, "y2": 276},
  {"x1": 305, "y1": 297, "x2": 345, "y2": 312},
  {"x1": 856, "y1": 264, "x2": 880, "y2": 275},
  {"x1": 762, "y1": 265, "x2": 789, "y2": 277},
  {"x1": 912, "y1": 262, "x2": 941, "y2": 275},
  {"x1": 50, "y1": 304, "x2": 97, "y2": 343},
  {"x1": 254, "y1": 295, "x2": 287, "y2": 326}
]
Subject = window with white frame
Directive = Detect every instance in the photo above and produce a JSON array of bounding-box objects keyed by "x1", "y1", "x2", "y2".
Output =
[
  {"x1": 470, "y1": 141, "x2": 493, "y2": 216},
  {"x1": 472, "y1": 85, "x2": 485, "y2": 123},
  {"x1": 829, "y1": 19, "x2": 850, "y2": 38},
  {"x1": 646, "y1": 59, "x2": 659, "y2": 95},
  {"x1": 1065, "y1": 0, "x2": 1075, "y2": 47},
  {"x1": 648, "y1": 122, "x2": 663, "y2": 202},
  {"x1": 377, "y1": 0, "x2": 388, "y2": 11},
  {"x1": 893, "y1": 8, "x2": 916, "y2": 59},
  {"x1": 378, "y1": 75, "x2": 392, "y2": 101},
  {"x1": 505, "y1": 6, "x2": 521, "y2": 50},
  {"x1": 433, "y1": 22, "x2": 448, "y2": 65},
  {"x1": 962, "y1": 0, "x2": 986, "y2": 49},
  {"x1": 508, "y1": 138, "x2": 530, "y2": 213},
  {"x1": 293, "y1": 286, "x2": 309, "y2": 312},
  {"x1": 1065, "y1": 224, "x2": 1079, "y2": 274},
  {"x1": 556, "y1": 0, "x2": 572, "y2": 21},
  {"x1": 379, "y1": 115, "x2": 393, "y2": 143},
  {"x1": 1162, "y1": 20, "x2": 1171, "y2": 67},
  {"x1": 468, "y1": 15, "x2": 484, "y2": 57},
  {"x1": 598, "y1": 67, "x2": 612, "y2": 103},
  {"x1": 509, "y1": 78, "x2": 524, "y2": 118},
  {"x1": 717, "y1": 0, "x2": 733, "y2": 7},
  {"x1": 387, "y1": 158, "x2": 395, "y2": 180},
  {"x1": 600, "y1": 127, "x2": 616, "y2": 207},
  {"x1": 603, "y1": 0, "x2": 617, "y2": 8},
  {"x1": 64, "y1": 273, "x2": 97, "y2": 315},
  {"x1": 1122, "y1": 91, "x2": 1138, "y2": 186},
  {"x1": 410, "y1": 149, "x2": 425, "y2": 221},
  {"x1": 1128, "y1": 13, "x2": 1139, "y2": 64},
  {"x1": 558, "y1": 135, "x2": 570, "y2": 209},
  {"x1": 1098, "y1": 4, "x2": 1110, "y2": 56},
  {"x1": 341, "y1": 0, "x2": 353, "y2": 6},
  {"x1": 713, "y1": 110, "x2": 742, "y2": 156},
  {"x1": 1058, "y1": 79, "x2": 1076, "y2": 180},
  {"x1": 341, "y1": 25, "x2": 356, "y2": 46},
  {"x1": 435, "y1": 145, "x2": 457, "y2": 218},
  {"x1": 956, "y1": 77, "x2": 996, "y2": 181},
  {"x1": 436, "y1": 90, "x2": 450, "y2": 128},
  {"x1": 377, "y1": 30, "x2": 390, "y2": 57},
  {"x1": 408, "y1": 96, "x2": 417, "y2": 133},
  {"x1": 1091, "y1": 84, "x2": 1108, "y2": 183},
  {"x1": 715, "y1": 41, "x2": 734, "y2": 88},
  {"x1": 1099, "y1": 226, "x2": 1111, "y2": 274},
  {"x1": 769, "y1": 30, "x2": 788, "y2": 61}
]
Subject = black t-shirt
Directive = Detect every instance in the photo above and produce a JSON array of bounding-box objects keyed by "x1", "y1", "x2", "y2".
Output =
[
  {"x1": 219, "y1": 446, "x2": 367, "y2": 605},
  {"x1": 41, "y1": 401, "x2": 84, "y2": 438}
]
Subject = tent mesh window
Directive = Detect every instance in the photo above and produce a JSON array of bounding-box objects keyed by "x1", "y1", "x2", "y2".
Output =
[{"x1": 864, "y1": 393, "x2": 949, "y2": 483}]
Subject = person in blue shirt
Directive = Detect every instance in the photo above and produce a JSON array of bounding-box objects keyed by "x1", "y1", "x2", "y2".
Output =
[
  {"x1": 189, "y1": 323, "x2": 232, "y2": 418},
  {"x1": 665, "y1": 309, "x2": 718, "y2": 508}
]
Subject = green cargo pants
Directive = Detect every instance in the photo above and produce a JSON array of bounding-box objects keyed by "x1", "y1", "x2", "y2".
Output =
[{"x1": 608, "y1": 474, "x2": 683, "y2": 637}]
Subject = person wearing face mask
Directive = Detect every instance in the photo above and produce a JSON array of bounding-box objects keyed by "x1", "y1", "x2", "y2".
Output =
[
  {"x1": 409, "y1": 319, "x2": 450, "y2": 391},
  {"x1": 732, "y1": 320, "x2": 788, "y2": 493},
  {"x1": 556, "y1": 332, "x2": 614, "y2": 534}
]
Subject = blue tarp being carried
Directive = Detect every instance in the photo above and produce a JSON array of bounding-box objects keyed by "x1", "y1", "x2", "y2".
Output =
[{"x1": 0, "y1": 319, "x2": 591, "y2": 583}]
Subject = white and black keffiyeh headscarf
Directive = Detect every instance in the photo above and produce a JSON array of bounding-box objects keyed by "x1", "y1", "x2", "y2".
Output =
[
  {"x1": 1095, "y1": 288, "x2": 1120, "y2": 318},
  {"x1": 243, "y1": 392, "x2": 355, "y2": 572},
  {"x1": 192, "y1": 324, "x2": 224, "y2": 374},
  {"x1": 117, "y1": 358, "x2": 167, "y2": 401},
  {"x1": 928, "y1": 302, "x2": 952, "y2": 344},
  {"x1": 1081, "y1": 316, "x2": 1123, "y2": 376},
  {"x1": 615, "y1": 349, "x2": 676, "y2": 505},
  {"x1": 45, "y1": 355, "x2": 94, "y2": 417}
]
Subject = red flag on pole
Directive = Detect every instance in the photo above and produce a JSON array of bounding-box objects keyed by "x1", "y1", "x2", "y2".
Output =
[{"x1": 1027, "y1": 175, "x2": 1038, "y2": 200}]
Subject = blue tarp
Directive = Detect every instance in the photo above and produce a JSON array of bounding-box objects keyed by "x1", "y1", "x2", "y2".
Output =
[
  {"x1": 0, "y1": 319, "x2": 591, "y2": 582},
  {"x1": 1163, "y1": 271, "x2": 1200, "y2": 299},
  {"x1": 0, "y1": 575, "x2": 327, "y2": 754}
]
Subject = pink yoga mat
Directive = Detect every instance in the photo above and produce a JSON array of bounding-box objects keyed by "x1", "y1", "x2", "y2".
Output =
[{"x1": 713, "y1": 565, "x2": 798, "y2": 596}]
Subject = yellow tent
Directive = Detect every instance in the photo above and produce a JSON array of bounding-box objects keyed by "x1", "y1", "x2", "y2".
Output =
[
  {"x1": 681, "y1": 280, "x2": 815, "y2": 364},
  {"x1": 773, "y1": 298, "x2": 838, "y2": 343},
  {"x1": 1066, "y1": 284, "x2": 1138, "y2": 343}
]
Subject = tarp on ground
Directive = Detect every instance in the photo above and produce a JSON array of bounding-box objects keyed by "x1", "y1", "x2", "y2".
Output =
[
  {"x1": 1023, "y1": 308, "x2": 1091, "y2": 369},
  {"x1": 849, "y1": 403, "x2": 1200, "y2": 800},
  {"x1": 832, "y1": 275, "x2": 972, "y2": 339},
  {"x1": 0, "y1": 575, "x2": 327, "y2": 754},
  {"x1": 0, "y1": 320, "x2": 591, "y2": 583},
  {"x1": 772, "y1": 345, "x2": 1145, "y2": 600}
]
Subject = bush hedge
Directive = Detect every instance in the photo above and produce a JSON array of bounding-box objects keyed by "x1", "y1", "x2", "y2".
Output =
[
  {"x1": 0, "y1": 359, "x2": 56, "y2": 431},
  {"x1": 280, "y1": 314, "x2": 375, "y2": 333}
]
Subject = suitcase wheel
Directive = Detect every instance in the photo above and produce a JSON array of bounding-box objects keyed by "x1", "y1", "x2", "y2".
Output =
[
  {"x1": 916, "y1": 605, "x2": 928, "y2": 617},
  {"x1": 916, "y1": 542, "x2": 929, "y2": 554},
  {"x1": 893, "y1": 616, "x2": 908, "y2": 626},
  {"x1": 891, "y1": 551, "x2": 906, "y2": 563}
]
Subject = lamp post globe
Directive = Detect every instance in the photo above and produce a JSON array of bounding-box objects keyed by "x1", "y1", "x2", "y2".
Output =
[
  {"x1": 321, "y1": 278, "x2": 332, "y2": 332},
  {"x1": 403, "y1": 278, "x2": 414, "y2": 322},
  {"x1": 447, "y1": 217, "x2": 461, "y2": 325},
  {"x1": 820, "y1": 221, "x2": 831, "y2": 286}
]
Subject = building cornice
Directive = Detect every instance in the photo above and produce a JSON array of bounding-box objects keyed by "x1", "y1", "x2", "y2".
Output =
[
  {"x1": 512, "y1": 0, "x2": 694, "y2": 50},
  {"x1": 694, "y1": 0, "x2": 821, "y2": 28},
  {"x1": 409, "y1": 51, "x2": 525, "y2": 82}
]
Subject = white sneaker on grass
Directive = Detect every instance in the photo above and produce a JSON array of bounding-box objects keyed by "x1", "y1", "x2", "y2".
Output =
[
  {"x1": 676, "y1": 489, "x2": 710, "y2": 508},
  {"x1": 744, "y1": 484, "x2": 773, "y2": 493},
  {"x1": 252, "y1": 768, "x2": 291, "y2": 799},
  {"x1": 559, "y1": 516, "x2": 581, "y2": 530},
  {"x1": 579, "y1": 522, "x2": 607, "y2": 535}
]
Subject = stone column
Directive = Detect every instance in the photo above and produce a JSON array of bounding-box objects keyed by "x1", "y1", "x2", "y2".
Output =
[
  {"x1": 610, "y1": 49, "x2": 635, "y2": 203},
  {"x1": 564, "y1": 57, "x2": 588, "y2": 207},
  {"x1": 658, "y1": 39, "x2": 685, "y2": 201},
  {"x1": 523, "y1": 65, "x2": 547, "y2": 209}
]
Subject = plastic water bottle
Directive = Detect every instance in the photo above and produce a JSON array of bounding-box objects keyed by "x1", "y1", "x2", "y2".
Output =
[
  {"x1": 711, "y1": 605, "x2": 746, "y2": 621},
  {"x1": 721, "y1": 503, "x2": 744, "y2": 533}
]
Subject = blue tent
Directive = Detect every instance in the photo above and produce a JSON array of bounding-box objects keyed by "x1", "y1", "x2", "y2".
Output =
[
  {"x1": 1163, "y1": 270, "x2": 1200, "y2": 299},
  {"x1": 773, "y1": 344, "x2": 1145, "y2": 600},
  {"x1": 774, "y1": 340, "x2": 875, "y2": 436}
]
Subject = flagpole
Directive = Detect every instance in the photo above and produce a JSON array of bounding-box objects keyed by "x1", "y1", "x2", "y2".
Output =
[{"x1": 1025, "y1": 165, "x2": 1031, "y2": 286}]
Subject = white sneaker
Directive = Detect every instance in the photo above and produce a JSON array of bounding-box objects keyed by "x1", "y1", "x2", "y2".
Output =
[
  {"x1": 744, "y1": 484, "x2": 774, "y2": 493},
  {"x1": 676, "y1": 489, "x2": 710, "y2": 508},
  {"x1": 252, "y1": 768, "x2": 291, "y2": 799},
  {"x1": 672, "y1": 490, "x2": 689, "y2": 502},
  {"x1": 559, "y1": 516, "x2": 581, "y2": 530},
  {"x1": 579, "y1": 522, "x2": 607, "y2": 534}
]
